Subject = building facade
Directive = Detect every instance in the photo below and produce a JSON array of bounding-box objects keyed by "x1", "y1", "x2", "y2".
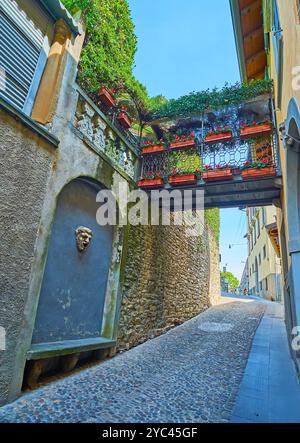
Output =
[
  {"x1": 0, "y1": 0, "x2": 220, "y2": 405},
  {"x1": 239, "y1": 259, "x2": 249, "y2": 295},
  {"x1": 230, "y1": 0, "x2": 300, "y2": 367},
  {"x1": 246, "y1": 207, "x2": 282, "y2": 300}
]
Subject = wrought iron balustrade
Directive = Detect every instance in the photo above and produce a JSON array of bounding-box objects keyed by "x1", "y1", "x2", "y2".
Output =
[
  {"x1": 140, "y1": 94, "x2": 281, "y2": 184},
  {"x1": 141, "y1": 131, "x2": 280, "y2": 182}
]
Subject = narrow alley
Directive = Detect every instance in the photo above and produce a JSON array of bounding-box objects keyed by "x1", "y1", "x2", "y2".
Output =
[{"x1": 0, "y1": 296, "x2": 299, "y2": 423}]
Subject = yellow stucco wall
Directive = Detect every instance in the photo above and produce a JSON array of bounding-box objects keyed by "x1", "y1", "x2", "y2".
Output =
[
  {"x1": 247, "y1": 207, "x2": 281, "y2": 299},
  {"x1": 268, "y1": 1, "x2": 300, "y2": 267}
]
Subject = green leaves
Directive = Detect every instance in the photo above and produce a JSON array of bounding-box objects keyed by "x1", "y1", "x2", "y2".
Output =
[
  {"x1": 205, "y1": 209, "x2": 220, "y2": 242},
  {"x1": 221, "y1": 271, "x2": 239, "y2": 290},
  {"x1": 62, "y1": 0, "x2": 144, "y2": 101},
  {"x1": 149, "y1": 79, "x2": 273, "y2": 120}
]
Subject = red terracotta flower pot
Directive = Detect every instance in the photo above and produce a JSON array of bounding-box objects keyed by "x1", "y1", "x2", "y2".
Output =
[
  {"x1": 240, "y1": 123, "x2": 272, "y2": 139},
  {"x1": 242, "y1": 166, "x2": 275, "y2": 179},
  {"x1": 137, "y1": 178, "x2": 164, "y2": 188},
  {"x1": 98, "y1": 86, "x2": 115, "y2": 107},
  {"x1": 203, "y1": 168, "x2": 233, "y2": 182},
  {"x1": 169, "y1": 174, "x2": 197, "y2": 186},
  {"x1": 117, "y1": 112, "x2": 131, "y2": 129},
  {"x1": 204, "y1": 132, "x2": 233, "y2": 144},
  {"x1": 141, "y1": 144, "x2": 165, "y2": 155},
  {"x1": 170, "y1": 139, "x2": 196, "y2": 150}
]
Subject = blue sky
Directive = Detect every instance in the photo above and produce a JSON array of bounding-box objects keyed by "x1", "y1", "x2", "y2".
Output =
[{"x1": 128, "y1": 0, "x2": 248, "y2": 279}]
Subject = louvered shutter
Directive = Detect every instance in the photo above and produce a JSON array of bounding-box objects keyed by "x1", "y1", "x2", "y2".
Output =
[{"x1": 0, "y1": 0, "x2": 47, "y2": 110}]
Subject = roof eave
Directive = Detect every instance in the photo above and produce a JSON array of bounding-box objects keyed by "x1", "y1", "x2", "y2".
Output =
[{"x1": 229, "y1": 0, "x2": 248, "y2": 83}]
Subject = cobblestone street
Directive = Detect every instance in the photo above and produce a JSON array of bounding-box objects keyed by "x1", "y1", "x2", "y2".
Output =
[{"x1": 0, "y1": 296, "x2": 299, "y2": 423}]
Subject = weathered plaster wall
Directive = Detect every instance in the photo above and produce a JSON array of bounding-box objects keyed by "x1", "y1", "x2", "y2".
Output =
[
  {"x1": 0, "y1": 110, "x2": 55, "y2": 404},
  {"x1": 117, "y1": 221, "x2": 220, "y2": 351},
  {"x1": 0, "y1": 32, "x2": 137, "y2": 404}
]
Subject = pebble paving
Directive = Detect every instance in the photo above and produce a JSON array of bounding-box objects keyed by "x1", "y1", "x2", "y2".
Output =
[{"x1": 0, "y1": 298, "x2": 265, "y2": 423}]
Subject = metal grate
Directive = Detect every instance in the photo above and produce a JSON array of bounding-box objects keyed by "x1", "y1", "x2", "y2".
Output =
[
  {"x1": 141, "y1": 133, "x2": 280, "y2": 180},
  {"x1": 0, "y1": 0, "x2": 45, "y2": 110}
]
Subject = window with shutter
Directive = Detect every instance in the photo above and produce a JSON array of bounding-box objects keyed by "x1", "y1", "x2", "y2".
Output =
[
  {"x1": 0, "y1": 0, "x2": 53, "y2": 112},
  {"x1": 272, "y1": 0, "x2": 283, "y2": 108}
]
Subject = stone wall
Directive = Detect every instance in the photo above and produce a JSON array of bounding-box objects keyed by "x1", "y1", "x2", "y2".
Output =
[
  {"x1": 0, "y1": 110, "x2": 55, "y2": 404},
  {"x1": 117, "y1": 219, "x2": 220, "y2": 351}
]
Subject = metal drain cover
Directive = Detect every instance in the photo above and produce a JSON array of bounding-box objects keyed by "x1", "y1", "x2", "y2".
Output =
[{"x1": 198, "y1": 322, "x2": 234, "y2": 332}]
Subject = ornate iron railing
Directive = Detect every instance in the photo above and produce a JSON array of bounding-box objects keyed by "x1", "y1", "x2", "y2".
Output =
[
  {"x1": 141, "y1": 130, "x2": 280, "y2": 182},
  {"x1": 141, "y1": 95, "x2": 281, "y2": 184}
]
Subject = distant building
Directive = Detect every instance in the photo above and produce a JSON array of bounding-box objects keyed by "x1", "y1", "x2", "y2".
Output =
[
  {"x1": 246, "y1": 207, "x2": 282, "y2": 301},
  {"x1": 239, "y1": 259, "x2": 249, "y2": 295}
]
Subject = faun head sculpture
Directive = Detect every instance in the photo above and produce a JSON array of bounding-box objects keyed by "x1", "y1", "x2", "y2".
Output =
[{"x1": 75, "y1": 226, "x2": 93, "y2": 252}]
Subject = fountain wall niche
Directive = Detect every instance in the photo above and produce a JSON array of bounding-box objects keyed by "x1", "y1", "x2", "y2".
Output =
[{"x1": 32, "y1": 178, "x2": 114, "y2": 344}]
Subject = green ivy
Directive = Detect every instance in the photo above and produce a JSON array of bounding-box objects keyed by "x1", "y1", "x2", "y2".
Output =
[
  {"x1": 149, "y1": 79, "x2": 273, "y2": 121},
  {"x1": 205, "y1": 209, "x2": 220, "y2": 242},
  {"x1": 169, "y1": 150, "x2": 201, "y2": 175},
  {"x1": 62, "y1": 0, "x2": 149, "y2": 104}
]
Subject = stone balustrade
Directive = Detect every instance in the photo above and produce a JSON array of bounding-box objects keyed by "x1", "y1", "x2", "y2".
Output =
[{"x1": 73, "y1": 87, "x2": 138, "y2": 181}]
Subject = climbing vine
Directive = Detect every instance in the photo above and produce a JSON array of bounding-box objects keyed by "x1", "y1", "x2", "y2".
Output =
[
  {"x1": 62, "y1": 0, "x2": 149, "y2": 104},
  {"x1": 169, "y1": 150, "x2": 201, "y2": 175}
]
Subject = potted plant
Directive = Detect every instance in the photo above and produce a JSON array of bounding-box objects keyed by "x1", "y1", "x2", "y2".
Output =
[
  {"x1": 239, "y1": 120, "x2": 273, "y2": 139},
  {"x1": 168, "y1": 169, "x2": 198, "y2": 186},
  {"x1": 204, "y1": 126, "x2": 233, "y2": 144},
  {"x1": 241, "y1": 160, "x2": 276, "y2": 179},
  {"x1": 137, "y1": 171, "x2": 164, "y2": 188},
  {"x1": 170, "y1": 133, "x2": 196, "y2": 150},
  {"x1": 141, "y1": 139, "x2": 166, "y2": 155},
  {"x1": 202, "y1": 164, "x2": 233, "y2": 182},
  {"x1": 98, "y1": 85, "x2": 116, "y2": 107},
  {"x1": 117, "y1": 107, "x2": 131, "y2": 129}
]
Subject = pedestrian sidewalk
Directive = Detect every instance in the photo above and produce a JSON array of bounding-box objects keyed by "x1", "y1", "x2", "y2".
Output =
[{"x1": 231, "y1": 302, "x2": 300, "y2": 423}]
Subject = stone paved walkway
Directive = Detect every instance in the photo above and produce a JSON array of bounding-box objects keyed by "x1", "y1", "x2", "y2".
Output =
[{"x1": 0, "y1": 297, "x2": 265, "y2": 423}]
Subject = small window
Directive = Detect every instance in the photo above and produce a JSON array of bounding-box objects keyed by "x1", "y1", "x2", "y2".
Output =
[
  {"x1": 259, "y1": 253, "x2": 262, "y2": 265},
  {"x1": 262, "y1": 208, "x2": 266, "y2": 226},
  {"x1": 260, "y1": 281, "x2": 263, "y2": 291},
  {"x1": 263, "y1": 245, "x2": 267, "y2": 259},
  {"x1": 265, "y1": 278, "x2": 268, "y2": 291}
]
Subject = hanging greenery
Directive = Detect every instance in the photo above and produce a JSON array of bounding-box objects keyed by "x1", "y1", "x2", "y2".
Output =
[
  {"x1": 149, "y1": 79, "x2": 273, "y2": 121},
  {"x1": 62, "y1": 0, "x2": 150, "y2": 105},
  {"x1": 169, "y1": 150, "x2": 201, "y2": 175}
]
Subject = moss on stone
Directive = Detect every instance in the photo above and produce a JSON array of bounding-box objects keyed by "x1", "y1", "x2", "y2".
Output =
[{"x1": 205, "y1": 209, "x2": 220, "y2": 243}]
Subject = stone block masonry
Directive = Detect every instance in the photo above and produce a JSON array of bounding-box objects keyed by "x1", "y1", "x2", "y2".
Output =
[{"x1": 117, "y1": 219, "x2": 220, "y2": 351}]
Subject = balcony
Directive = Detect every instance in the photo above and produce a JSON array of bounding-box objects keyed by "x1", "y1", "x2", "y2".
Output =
[{"x1": 139, "y1": 93, "x2": 282, "y2": 208}]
